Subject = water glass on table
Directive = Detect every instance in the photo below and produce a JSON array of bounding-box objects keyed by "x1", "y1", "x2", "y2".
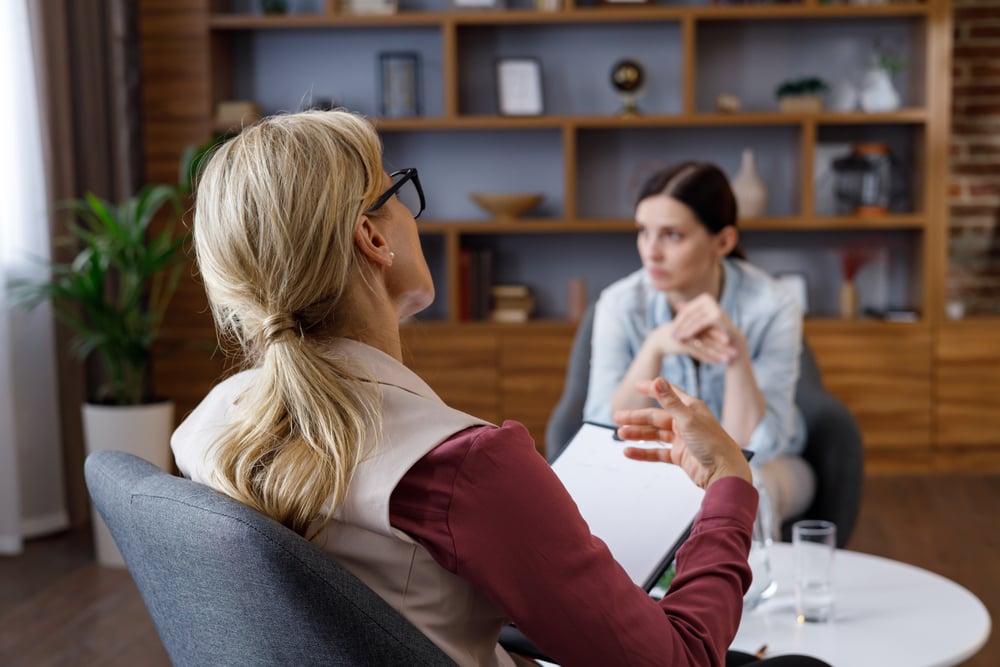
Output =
[
  {"x1": 744, "y1": 483, "x2": 777, "y2": 610},
  {"x1": 792, "y1": 519, "x2": 836, "y2": 623}
]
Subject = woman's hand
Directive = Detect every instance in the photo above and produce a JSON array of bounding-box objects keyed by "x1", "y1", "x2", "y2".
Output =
[
  {"x1": 670, "y1": 294, "x2": 748, "y2": 365},
  {"x1": 644, "y1": 320, "x2": 734, "y2": 366},
  {"x1": 613, "y1": 377, "x2": 753, "y2": 489}
]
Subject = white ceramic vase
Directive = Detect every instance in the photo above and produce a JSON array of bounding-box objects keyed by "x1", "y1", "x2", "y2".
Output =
[
  {"x1": 82, "y1": 401, "x2": 174, "y2": 567},
  {"x1": 732, "y1": 148, "x2": 768, "y2": 220},
  {"x1": 859, "y1": 67, "x2": 900, "y2": 113}
]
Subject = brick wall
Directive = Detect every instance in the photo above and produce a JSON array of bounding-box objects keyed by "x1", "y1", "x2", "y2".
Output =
[{"x1": 950, "y1": 0, "x2": 1000, "y2": 316}]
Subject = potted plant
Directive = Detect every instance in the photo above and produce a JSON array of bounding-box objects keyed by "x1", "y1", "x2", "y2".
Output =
[
  {"x1": 11, "y1": 146, "x2": 207, "y2": 565},
  {"x1": 775, "y1": 76, "x2": 829, "y2": 113},
  {"x1": 260, "y1": 0, "x2": 289, "y2": 14}
]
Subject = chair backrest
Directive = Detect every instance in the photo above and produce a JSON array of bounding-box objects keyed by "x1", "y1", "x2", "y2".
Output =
[
  {"x1": 84, "y1": 450, "x2": 456, "y2": 667},
  {"x1": 544, "y1": 304, "x2": 864, "y2": 548}
]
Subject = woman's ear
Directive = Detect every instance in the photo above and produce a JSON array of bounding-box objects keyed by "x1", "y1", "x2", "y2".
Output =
[
  {"x1": 353, "y1": 215, "x2": 393, "y2": 267},
  {"x1": 715, "y1": 225, "x2": 739, "y2": 258}
]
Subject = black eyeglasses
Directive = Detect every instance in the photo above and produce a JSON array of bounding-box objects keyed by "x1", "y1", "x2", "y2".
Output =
[{"x1": 366, "y1": 168, "x2": 425, "y2": 220}]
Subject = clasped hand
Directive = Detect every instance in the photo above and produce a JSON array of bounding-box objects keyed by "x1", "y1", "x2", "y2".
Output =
[
  {"x1": 651, "y1": 294, "x2": 747, "y2": 365},
  {"x1": 613, "y1": 377, "x2": 752, "y2": 489}
]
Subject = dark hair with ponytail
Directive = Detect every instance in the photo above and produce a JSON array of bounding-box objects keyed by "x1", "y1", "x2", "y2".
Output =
[{"x1": 635, "y1": 161, "x2": 746, "y2": 259}]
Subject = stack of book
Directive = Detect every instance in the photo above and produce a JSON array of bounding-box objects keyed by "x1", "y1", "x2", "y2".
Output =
[{"x1": 490, "y1": 284, "x2": 534, "y2": 323}]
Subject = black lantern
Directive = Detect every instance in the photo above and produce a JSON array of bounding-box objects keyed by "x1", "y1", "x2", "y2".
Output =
[{"x1": 832, "y1": 143, "x2": 906, "y2": 216}]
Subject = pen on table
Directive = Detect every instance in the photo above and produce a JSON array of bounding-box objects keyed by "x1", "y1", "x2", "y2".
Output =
[{"x1": 755, "y1": 644, "x2": 768, "y2": 658}]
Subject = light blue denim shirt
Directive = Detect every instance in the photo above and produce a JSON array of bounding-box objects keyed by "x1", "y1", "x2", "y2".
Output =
[{"x1": 584, "y1": 257, "x2": 806, "y2": 464}]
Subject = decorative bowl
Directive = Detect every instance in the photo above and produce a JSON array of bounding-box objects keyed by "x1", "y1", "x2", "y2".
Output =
[{"x1": 470, "y1": 192, "x2": 544, "y2": 222}]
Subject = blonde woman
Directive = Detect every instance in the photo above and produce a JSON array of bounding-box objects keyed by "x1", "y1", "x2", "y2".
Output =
[{"x1": 172, "y1": 110, "x2": 771, "y2": 667}]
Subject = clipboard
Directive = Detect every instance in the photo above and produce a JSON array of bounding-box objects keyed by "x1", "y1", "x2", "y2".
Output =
[
  {"x1": 550, "y1": 421, "x2": 709, "y2": 592},
  {"x1": 498, "y1": 422, "x2": 753, "y2": 661}
]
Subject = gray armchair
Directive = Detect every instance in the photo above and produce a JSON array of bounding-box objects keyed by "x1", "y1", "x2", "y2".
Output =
[
  {"x1": 84, "y1": 449, "x2": 457, "y2": 667},
  {"x1": 545, "y1": 304, "x2": 864, "y2": 548}
]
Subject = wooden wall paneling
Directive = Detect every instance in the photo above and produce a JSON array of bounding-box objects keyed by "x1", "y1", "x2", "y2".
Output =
[
  {"x1": 926, "y1": 0, "x2": 952, "y2": 324},
  {"x1": 806, "y1": 324, "x2": 933, "y2": 468},
  {"x1": 401, "y1": 326, "x2": 502, "y2": 424},
  {"x1": 934, "y1": 322, "x2": 1000, "y2": 453},
  {"x1": 141, "y1": 0, "x2": 217, "y2": 420},
  {"x1": 499, "y1": 327, "x2": 575, "y2": 453}
]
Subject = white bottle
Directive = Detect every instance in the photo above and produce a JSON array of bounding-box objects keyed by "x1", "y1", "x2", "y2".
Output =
[{"x1": 732, "y1": 148, "x2": 768, "y2": 220}]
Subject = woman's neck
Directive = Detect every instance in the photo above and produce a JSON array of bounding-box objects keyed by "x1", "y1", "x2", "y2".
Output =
[
  {"x1": 667, "y1": 260, "x2": 725, "y2": 311},
  {"x1": 334, "y1": 280, "x2": 403, "y2": 362}
]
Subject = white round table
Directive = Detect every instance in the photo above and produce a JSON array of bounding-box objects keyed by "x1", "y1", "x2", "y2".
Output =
[{"x1": 731, "y1": 544, "x2": 991, "y2": 667}]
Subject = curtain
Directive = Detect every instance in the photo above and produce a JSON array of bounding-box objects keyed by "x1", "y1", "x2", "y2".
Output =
[
  {"x1": 23, "y1": 0, "x2": 145, "y2": 530},
  {"x1": 0, "y1": 0, "x2": 145, "y2": 550},
  {"x1": 0, "y1": 0, "x2": 67, "y2": 555}
]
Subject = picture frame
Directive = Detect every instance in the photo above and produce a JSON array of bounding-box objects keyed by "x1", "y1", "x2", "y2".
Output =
[
  {"x1": 343, "y1": 0, "x2": 398, "y2": 15},
  {"x1": 451, "y1": 0, "x2": 505, "y2": 9},
  {"x1": 496, "y1": 57, "x2": 544, "y2": 116},
  {"x1": 378, "y1": 52, "x2": 421, "y2": 118}
]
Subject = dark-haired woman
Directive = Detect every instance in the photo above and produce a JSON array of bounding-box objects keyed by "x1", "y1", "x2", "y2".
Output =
[{"x1": 584, "y1": 161, "x2": 815, "y2": 524}]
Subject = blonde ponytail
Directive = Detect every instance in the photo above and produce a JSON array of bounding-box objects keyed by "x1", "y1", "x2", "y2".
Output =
[{"x1": 192, "y1": 110, "x2": 386, "y2": 535}]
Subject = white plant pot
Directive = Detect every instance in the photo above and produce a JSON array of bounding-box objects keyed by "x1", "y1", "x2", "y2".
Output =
[{"x1": 82, "y1": 401, "x2": 174, "y2": 567}]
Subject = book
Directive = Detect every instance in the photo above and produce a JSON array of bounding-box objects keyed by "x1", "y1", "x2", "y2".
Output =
[
  {"x1": 492, "y1": 294, "x2": 535, "y2": 312},
  {"x1": 491, "y1": 284, "x2": 531, "y2": 298},
  {"x1": 490, "y1": 308, "x2": 531, "y2": 323}
]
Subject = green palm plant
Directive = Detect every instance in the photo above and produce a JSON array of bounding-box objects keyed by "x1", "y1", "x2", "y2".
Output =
[{"x1": 11, "y1": 143, "x2": 216, "y2": 405}]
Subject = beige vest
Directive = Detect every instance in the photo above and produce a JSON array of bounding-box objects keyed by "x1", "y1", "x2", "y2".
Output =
[{"x1": 172, "y1": 339, "x2": 516, "y2": 667}]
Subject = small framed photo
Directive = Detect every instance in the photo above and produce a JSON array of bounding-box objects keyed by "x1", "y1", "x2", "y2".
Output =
[
  {"x1": 378, "y1": 52, "x2": 421, "y2": 118},
  {"x1": 496, "y1": 57, "x2": 544, "y2": 116},
  {"x1": 452, "y1": 0, "x2": 505, "y2": 8}
]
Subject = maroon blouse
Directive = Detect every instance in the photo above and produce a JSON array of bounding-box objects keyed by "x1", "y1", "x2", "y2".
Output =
[{"x1": 390, "y1": 420, "x2": 757, "y2": 667}]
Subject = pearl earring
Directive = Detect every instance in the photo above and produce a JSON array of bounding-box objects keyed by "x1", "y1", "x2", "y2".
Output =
[{"x1": 389, "y1": 251, "x2": 395, "y2": 260}]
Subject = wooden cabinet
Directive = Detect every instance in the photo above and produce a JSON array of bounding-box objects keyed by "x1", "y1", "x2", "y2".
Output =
[
  {"x1": 804, "y1": 321, "x2": 933, "y2": 472},
  {"x1": 934, "y1": 321, "x2": 1000, "y2": 469},
  {"x1": 401, "y1": 320, "x2": 944, "y2": 468},
  {"x1": 401, "y1": 323, "x2": 573, "y2": 454}
]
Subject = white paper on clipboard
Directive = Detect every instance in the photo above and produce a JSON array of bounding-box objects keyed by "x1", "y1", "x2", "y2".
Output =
[{"x1": 550, "y1": 422, "x2": 706, "y2": 591}]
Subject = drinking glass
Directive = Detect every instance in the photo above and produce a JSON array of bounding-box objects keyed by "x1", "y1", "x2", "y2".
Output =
[
  {"x1": 792, "y1": 519, "x2": 836, "y2": 623},
  {"x1": 744, "y1": 484, "x2": 777, "y2": 610}
]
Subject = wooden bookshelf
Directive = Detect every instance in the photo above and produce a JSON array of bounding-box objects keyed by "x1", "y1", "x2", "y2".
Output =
[{"x1": 139, "y1": 0, "x2": 974, "y2": 469}]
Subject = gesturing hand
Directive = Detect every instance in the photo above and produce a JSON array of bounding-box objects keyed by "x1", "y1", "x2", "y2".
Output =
[{"x1": 613, "y1": 377, "x2": 752, "y2": 489}]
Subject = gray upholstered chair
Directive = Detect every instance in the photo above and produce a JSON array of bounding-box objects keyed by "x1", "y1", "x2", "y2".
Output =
[
  {"x1": 545, "y1": 304, "x2": 864, "y2": 548},
  {"x1": 84, "y1": 449, "x2": 456, "y2": 667}
]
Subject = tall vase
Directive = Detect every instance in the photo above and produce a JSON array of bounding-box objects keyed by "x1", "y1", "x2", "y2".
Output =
[
  {"x1": 732, "y1": 148, "x2": 768, "y2": 220},
  {"x1": 839, "y1": 280, "x2": 859, "y2": 319}
]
